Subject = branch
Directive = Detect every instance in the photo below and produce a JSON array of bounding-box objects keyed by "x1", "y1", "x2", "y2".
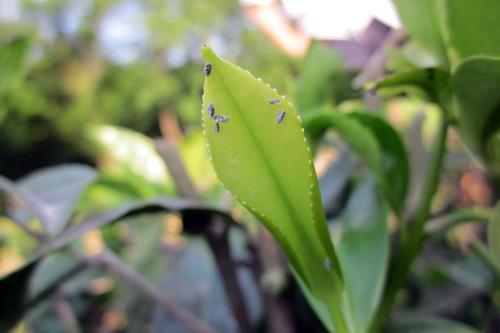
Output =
[
  {"x1": 255, "y1": 226, "x2": 295, "y2": 333},
  {"x1": 74, "y1": 250, "x2": 218, "y2": 333},
  {"x1": 155, "y1": 139, "x2": 203, "y2": 201},
  {"x1": 425, "y1": 208, "x2": 491, "y2": 237},
  {"x1": 156, "y1": 138, "x2": 253, "y2": 333},
  {"x1": 370, "y1": 116, "x2": 449, "y2": 333}
]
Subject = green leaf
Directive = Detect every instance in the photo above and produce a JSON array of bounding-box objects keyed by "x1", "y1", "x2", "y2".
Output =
[
  {"x1": 391, "y1": 0, "x2": 448, "y2": 67},
  {"x1": 319, "y1": 149, "x2": 352, "y2": 218},
  {"x1": 488, "y1": 202, "x2": 500, "y2": 269},
  {"x1": 0, "y1": 197, "x2": 239, "y2": 331},
  {"x1": 336, "y1": 177, "x2": 389, "y2": 333},
  {"x1": 304, "y1": 111, "x2": 398, "y2": 204},
  {"x1": 441, "y1": 0, "x2": 500, "y2": 64},
  {"x1": 372, "y1": 68, "x2": 450, "y2": 104},
  {"x1": 349, "y1": 113, "x2": 409, "y2": 216},
  {"x1": 9, "y1": 165, "x2": 98, "y2": 235},
  {"x1": 386, "y1": 42, "x2": 444, "y2": 73},
  {"x1": 85, "y1": 124, "x2": 175, "y2": 195},
  {"x1": 303, "y1": 109, "x2": 409, "y2": 216},
  {"x1": 302, "y1": 110, "x2": 382, "y2": 176},
  {"x1": 45, "y1": 197, "x2": 237, "y2": 251},
  {"x1": 292, "y1": 269, "x2": 333, "y2": 332},
  {"x1": 452, "y1": 56, "x2": 500, "y2": 175},
  {"x1": 201, "y1": 46, "x2": 346, "y2": 331},
  {"x1": 152, "y1": 237, "x2": 259, "y2": 333},
  {"x1": 388, "y1": 313, "x2": 479, "y2": 333},
  {"x1": 0, "y1": 35, "x2": 31, "y2": 90},
  {"x1": 294, "y1": 42, "x2": 344, "y2": 112}
]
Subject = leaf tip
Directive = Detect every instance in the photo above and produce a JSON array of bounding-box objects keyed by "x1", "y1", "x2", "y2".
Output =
[{"x1": 201, "y1": 45, "x2": 216, "y2": 62}]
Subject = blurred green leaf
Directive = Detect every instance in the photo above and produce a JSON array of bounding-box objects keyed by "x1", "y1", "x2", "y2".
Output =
[
  {"x1": 0, "y1": 197, "x2": 239, "y2": 331},
  {"x1": 442, "y1": 254, "x2": 494, "y2": 291},
  {"x1": 372, "y1": 68, "x2": 450, "y2": 104},
  {"x1": 292, "y1": 269, "x2": 333, "y2": 332},
  {"x1": 319, "y1": 149, "x2": 352, "y2": 219},
  {"x1": 336, "y1": 177, "x2": 389, "y2": 333},
  {"x1": 45, "y1": 197, "x2": 236, "y2": 251},
  {"x1": 178, "y1": 131, "x2": 218, "y2": 189},
  {"x1": 294, "y1": 42, "x2": 343, "y2": 112},
  {"x1": 452, "y1": 56, "x2": 500, "y2": 174},
  {"x1": 6, "y1": 165, "x2": 98, "y2": 235},
  {"x1": 85, "y1": 125, "x2": 174, "y2": 195},
  {"x1": 302, "y1": 110, "x2": 382, "y2": 176},
  {"x1": 349, "y1": 113, "x2": 409, "y2": 216},
  {"x1": 391, "y1": 0, "x2": 448, "y2": 67},
  {"x1": 488, "y1": 202, "x2": 500, "y2": 269},
  {"x1": 388, "y1": 313, "x2": 478, "y2": 333},
  {"x1": 77, "y1": 175, "x2": 149, "y2": 213},
  {"x1": 386, "y1": 42, "x2": 443, "y2": 72},
  {"x1": 152, "y1": 237, "x2": 259, "y2": 333},
  {"x1": 302, "y1": 110, "x2": 411, "y2": 216},
  {"x1": 441, "y1": 0, "x2": 500, "y2": 64},
  {"x1": 304, "y1": 109, "x2": 409, "y2": 216},
  {"x1": 0, "y1": 35, "x2": 31, "y2": 90},
  {"x1": 201, "y1": 46, "x2": 346, "y2": 331}
]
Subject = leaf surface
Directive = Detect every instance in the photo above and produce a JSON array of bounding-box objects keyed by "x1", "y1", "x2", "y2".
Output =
[
  {"x1": 0, "y1": 36, "x2": 31, "y2": 90},
  {"x1": 441, "y1": 0, "x2": 500, "y2": 64},
  {"x1": 372, "y1": 68, "x2": 450, "y2": 104},
  {"x1": 453, "y1": 56, "x2": 500, "y2": 174},
  {"x1": 201, "y1": 46, "x2": 345, "y2": 330},
  {"x1": 11, "y1": 165, "x2": 97, "y2": 235},
  {"x1": 349, "y1": 113, "x2": 409, "y2": 216},
  {"x1": 336, "y1": 177, "x2": 389, "y2": 333},
  {"x1": 392, "y1": 0, "x2": 447, "y2": 67},
  {"x1": 388, "y1": 313, "x2": 478, "y2": 333},
  {"x1": 0, "y1": 197, "x2": 239, "y2": 331},
  {"x1": 302, "y1": 110, "x2": 382, "y2": 177},
  {"x1": 294, "y1": 42, "x2": 344, "y2": 112}
]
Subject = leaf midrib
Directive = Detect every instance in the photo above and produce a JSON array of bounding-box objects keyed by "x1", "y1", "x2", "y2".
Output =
[
  {"x1": 215, "y1": 66, "x2": 324, "y2": 279},
  {"x1": 217, "y1": 71, "x2": 303, "y2": 223}
]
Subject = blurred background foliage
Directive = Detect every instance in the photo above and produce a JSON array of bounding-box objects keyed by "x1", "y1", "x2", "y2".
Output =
[
  {"x1": 0, "y1": 0, "x2": 499, "y2": 332},
  {"x1": 0, "y1": 0, "x2": 296, "y2": 179},
  {"x1": 0, "y1": 1, "x2": 299, "y2": 332}
]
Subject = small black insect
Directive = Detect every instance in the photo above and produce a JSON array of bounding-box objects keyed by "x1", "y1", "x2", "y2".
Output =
[
  {"x1": 212, "y1": 115, "x2": 230, "y2": 123},
  {"x1": 324, "y1": 259, "x2": 332, "y2": 271},
  {"x1": 268, "y1": 99, "x2": 281, "y2": 105},
  {"x1": 208, "y1": 102, "x2": 215, "y2": 118},
  {"x1": 213, "y1": 122, "x2": 220, "y2": 132},
  {"x1": 204, "y1": 63, "x2": 212, "y2": 76},
  {"x1": 276, "y1": 110, "x2": 286, "y2": 124}
]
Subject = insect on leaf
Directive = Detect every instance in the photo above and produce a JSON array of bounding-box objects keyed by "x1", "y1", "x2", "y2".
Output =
[{"x1": 201, "y1": 46, "x2": 347, "y2": 331}]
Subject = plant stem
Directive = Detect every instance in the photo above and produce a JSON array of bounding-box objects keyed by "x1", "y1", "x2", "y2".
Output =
[
  {"x1": 425, "y1": 208, "x2": 491, "y2": 236},
  {"x1": 156, "y1": 138, "x2": 252, "y2": 333},
  {"x1": 74, "y1": 250, "x2": 219, "y2": 333},
  {"x1": 369, "y1": 117, "x2": 449, "y2": 333}
]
